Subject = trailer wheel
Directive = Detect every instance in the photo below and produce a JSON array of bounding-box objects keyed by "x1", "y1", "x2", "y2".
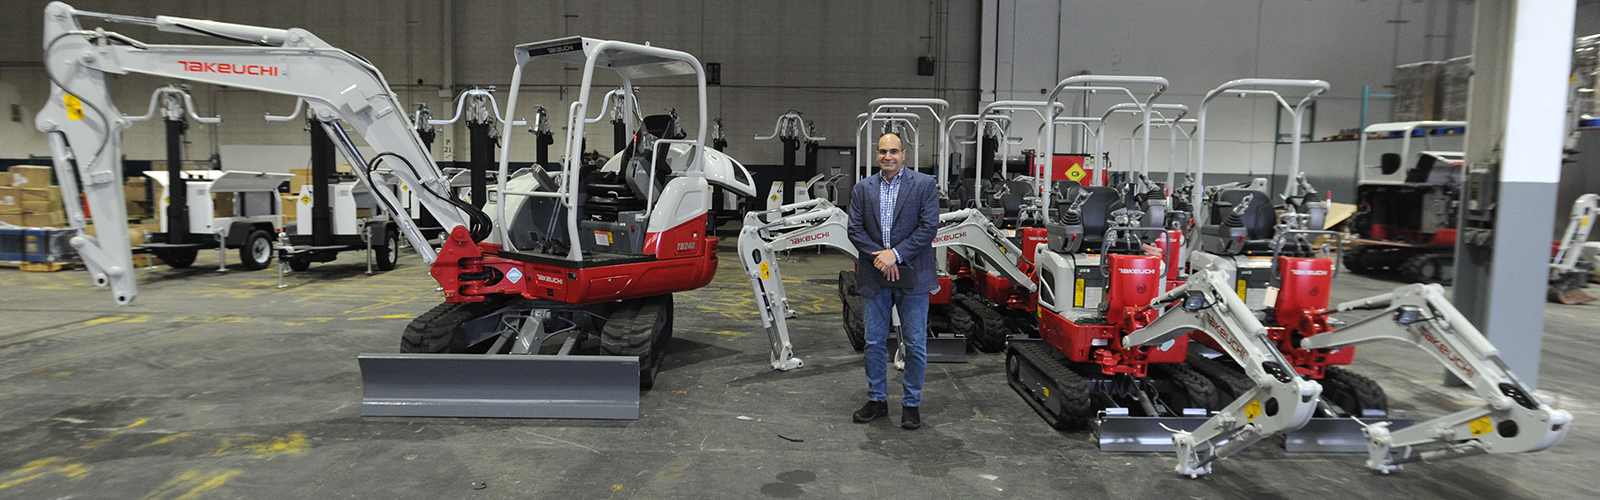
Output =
[
  {"x1": 375, "y1": 228, "x2": 399, "y2": 271},
  {"x1": 239, "y1": 230, "x2": 273, "y2": 270},
  {"x1": 288, "y1": 257, "x2": 311, "y2": 272},
  {"x1": 156, "y1": 248, "x2": 198, "y2": 269}
]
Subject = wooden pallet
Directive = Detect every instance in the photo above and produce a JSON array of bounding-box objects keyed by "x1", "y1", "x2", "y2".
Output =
[{"x1": 0, "y1": 261, "x2": 77, "y2": 272}]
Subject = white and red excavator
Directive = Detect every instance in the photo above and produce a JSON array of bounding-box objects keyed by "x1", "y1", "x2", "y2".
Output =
[{"x1": 36, "y1": 2, "x2": 756, "y2": 419}]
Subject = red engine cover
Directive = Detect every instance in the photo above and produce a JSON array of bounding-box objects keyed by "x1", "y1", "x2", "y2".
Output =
[
  {"x1": 1275, "y1": 257, "x2": 1332, "y2": 325},
  {"x1": 431, "y1": 220, "x2": 720, "y2": 306},
  {"x1": 1018, "y1": 227, "x2": 1048, "y2": 264},
  {"x1": 1105, "y1": 254, "x2": 1162, "y2": 327}
]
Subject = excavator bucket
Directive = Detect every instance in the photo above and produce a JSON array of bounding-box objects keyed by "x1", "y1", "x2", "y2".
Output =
[{"x1": 358, "y1": 353, "x2": 641, "y2": 419}]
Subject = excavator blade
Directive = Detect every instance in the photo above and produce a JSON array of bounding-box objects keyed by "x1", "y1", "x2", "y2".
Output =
[
  {"x1": 1093, "y1": 413, "x2": 1208, "y2": 452},
  {"x1": 358, "y1": 353, "x2": 640, "y2": 419},
  {"x1": 1284, "y1": 416, "x2": 1413, "y2": 452},
  {"x1": 927, "y1": 337, "x2": 968, "y2": 363}
]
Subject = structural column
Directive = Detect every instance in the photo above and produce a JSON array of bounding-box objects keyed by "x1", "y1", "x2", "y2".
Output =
[{"x1": 1452, "y1": 0, "x2": 1575, "y2": 389}]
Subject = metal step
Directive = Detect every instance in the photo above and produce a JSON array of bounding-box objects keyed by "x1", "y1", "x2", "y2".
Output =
[{"x1": 358, "y1": 353, "x2": 640, "y2": 419}]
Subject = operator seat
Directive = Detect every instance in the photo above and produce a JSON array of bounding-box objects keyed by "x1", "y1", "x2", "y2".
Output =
[
  {"x1": 1047, "y1": 185, "x2": 1119, "y2": 253},
  {"x1": 1200, "y1": 188, "x2": 1275, "y2": 255},
  {"x1": 583, "y1": 114, "x2": 683, "y2": 222},
  {"x1": 994, "y1": 180, "x2": 1032, "y2": 229}
]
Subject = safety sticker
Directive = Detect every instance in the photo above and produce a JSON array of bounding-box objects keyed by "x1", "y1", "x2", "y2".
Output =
[
  {"x1": 1065, "y1": 163, "x2": 1086, "y2": 182},
  {"x1": 506, "y1": 267, "x2": 523, "y2": 284},
  {"x1": 594, "y1": 231, "x2": 612, "y2": 246},
  {"x1": 1236, "y1": 280, "x2": 1248, "y2": 300},
  {"x1": 1073, "y1": 278, "x2": 1086, "y2": 307},
  {"x1": 64, "y1": 94, "x2": 84, "y2": 120},
  {"x1": 760, "y1": 261, "x2": 770, "y2": 280},
  {"x1": 1244, "y1": 399, "x2": 1262, "y2": 422},
  {"x1": 301, "y1": 195, "x2": 311, "y2": 205},
  {"x1": 1468, "y1": 416, "x2": 1494, "y2": 437}
]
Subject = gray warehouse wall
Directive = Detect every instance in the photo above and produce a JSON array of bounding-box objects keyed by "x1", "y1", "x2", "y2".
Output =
[
  {"x1": 0, "y1": 0, "x2": 980, "y2": 171},
  {"x1": 982, "y1": 0, "x2": 1475, "y2": 178}
]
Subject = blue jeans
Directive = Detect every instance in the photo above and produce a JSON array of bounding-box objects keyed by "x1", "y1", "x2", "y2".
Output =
[{"x1": 862, "y1": 288, "x2": 928, "y2": 407}]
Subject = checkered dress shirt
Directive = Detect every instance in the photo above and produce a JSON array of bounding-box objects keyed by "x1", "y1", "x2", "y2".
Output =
[{"x1": 880, "y1": 172, "x2": 902, "y2": 262}]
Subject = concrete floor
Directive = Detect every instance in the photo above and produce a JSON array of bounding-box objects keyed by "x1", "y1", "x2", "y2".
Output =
[{"x1": 0, "y1": 237, "x2": 1595, "y2": 499}]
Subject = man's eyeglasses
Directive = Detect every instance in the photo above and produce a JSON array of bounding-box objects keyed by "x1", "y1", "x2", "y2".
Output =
[{"x1": 877, "y1": 148, "x2": 903, "y2": 155}]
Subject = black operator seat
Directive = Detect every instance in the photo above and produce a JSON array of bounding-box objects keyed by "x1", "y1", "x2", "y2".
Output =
[
  {"x1": 996, "y1": 180, "x2": 1032, "y2": 229},
  {"x1": 1079, "y1": 186, "x2": 1128, "y2": 247},
  {"x1": 1404, "y1": 153, "x2": 1437, "y2": 184},
  {"x1": 1202, "y1": 188, "x2": 1275, "y2": 255}
]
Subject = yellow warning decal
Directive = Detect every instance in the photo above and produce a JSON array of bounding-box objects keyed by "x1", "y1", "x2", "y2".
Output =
[
  {"x1": 1065, "y1": 163, "x2": 1086, "y2": 182},
  {"x1": 64, "y1": 94, "x2": 84, "y2": 120},
  {"x1": 1244, "y1": 399, "x2": 1262, "y2": 422},
  {"x1": 759, "y1": 262, "x2": 770, "y2": 280},
  {"x1": 1236, "y1": 280, "x2": 1248, "y2": 300},
  {"x1": 300, "y1": 195, "x2": 311, "y2": 205},
  {"x1": 770, "y1": 194, "x2": 780, "y2": 202},
  {"x1": 1043, "y1": 386, "x2": 1050, "y2": 397},
  {"x1": 1074, "y1": 278, "x2": 1085, "y2": 307},
  {"x1": 1469, "y1": 416, "x2": 1494, "y2": 437}
]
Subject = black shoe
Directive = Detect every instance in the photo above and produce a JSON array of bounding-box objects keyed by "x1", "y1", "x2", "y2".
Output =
[
  {"x1": 901, "y1": 406, "x2": 921, "y2": 430},
  {"x1": 852, "y1": 401, "x2": 888, "y2": 423}
]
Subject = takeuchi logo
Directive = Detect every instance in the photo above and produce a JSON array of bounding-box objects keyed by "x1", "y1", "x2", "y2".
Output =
[{"x1": 178, "y1": 61, "x2": 283, "y2": 76}]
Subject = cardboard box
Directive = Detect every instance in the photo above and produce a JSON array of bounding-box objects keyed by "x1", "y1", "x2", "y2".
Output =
[
  {"x1": 125, "y1": 177, "x2": 149, "y2": 202},
  {"x1": 18, "y1": 187, "x2": 62, "y2": 213},
  {"x1": 290, "y1": 168, "x2": 312, "y2": 193},
  {"x1": 280, "y1": 194, "x2": 298, "y2": 222},
  {"x1": 0, "y1": 212, "x2": 20, "y2": 226},
  {"x1": 1391, "y1": 61, "x2": 1442, "y2": 122},
  {"x1": 214, "y1": 193, "x2": 235, "y2": 217},
  {"x1": 1438, "y1": 55, "x2": 1472, "y2": 121},
  {"x1": 21, "y1": 211, "x2": 67, "y2": 227},
  {"x1": 0, "y1": 187, "x2": 18, "y2": 214},
  {"x1": 9, "y1": 166, "x2": 53, "y2": 188}
]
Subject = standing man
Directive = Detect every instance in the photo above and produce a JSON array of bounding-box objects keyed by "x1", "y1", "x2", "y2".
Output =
[{"x1": 847, "y1": 131, "x2": 940, "y2": 430}]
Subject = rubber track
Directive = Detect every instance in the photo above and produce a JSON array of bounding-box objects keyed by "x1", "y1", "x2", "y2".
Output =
[
  {"x1": 601, "y1": 298, "x2": 652, "y2": 355},
  {"x1": 954, "y1": 293, "x2": 1009, "y2": 353},
  {"x1": 399, "y1": 297, "x2": 510, "y2": 353},
  {"x1": 1006, "y1": 343, "x2": 1092, "y2": 430},
  {"x1": 1185, "y1": 350, "x2": 1255, "y2": 401},
  {"x1": 1324, "y1": 366, "x2": 1389, "y2": 415},
  {"x1": 840, "y1": 270, "x2": 866, "y2": 352},
  {"x1": 1151, "y1": 362, "x2": 1223, "y2": 412},
  {"x1": 943, "y1": 303, "x2": 976, "y2": 340},
  {"x1": 602, "y1": 296, "x2": 671, "y2": 390}
]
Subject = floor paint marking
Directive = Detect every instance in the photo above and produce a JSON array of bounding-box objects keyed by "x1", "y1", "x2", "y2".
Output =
[{"x1": 0, "y1": 457, "x2": 90, "y2": 489}]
